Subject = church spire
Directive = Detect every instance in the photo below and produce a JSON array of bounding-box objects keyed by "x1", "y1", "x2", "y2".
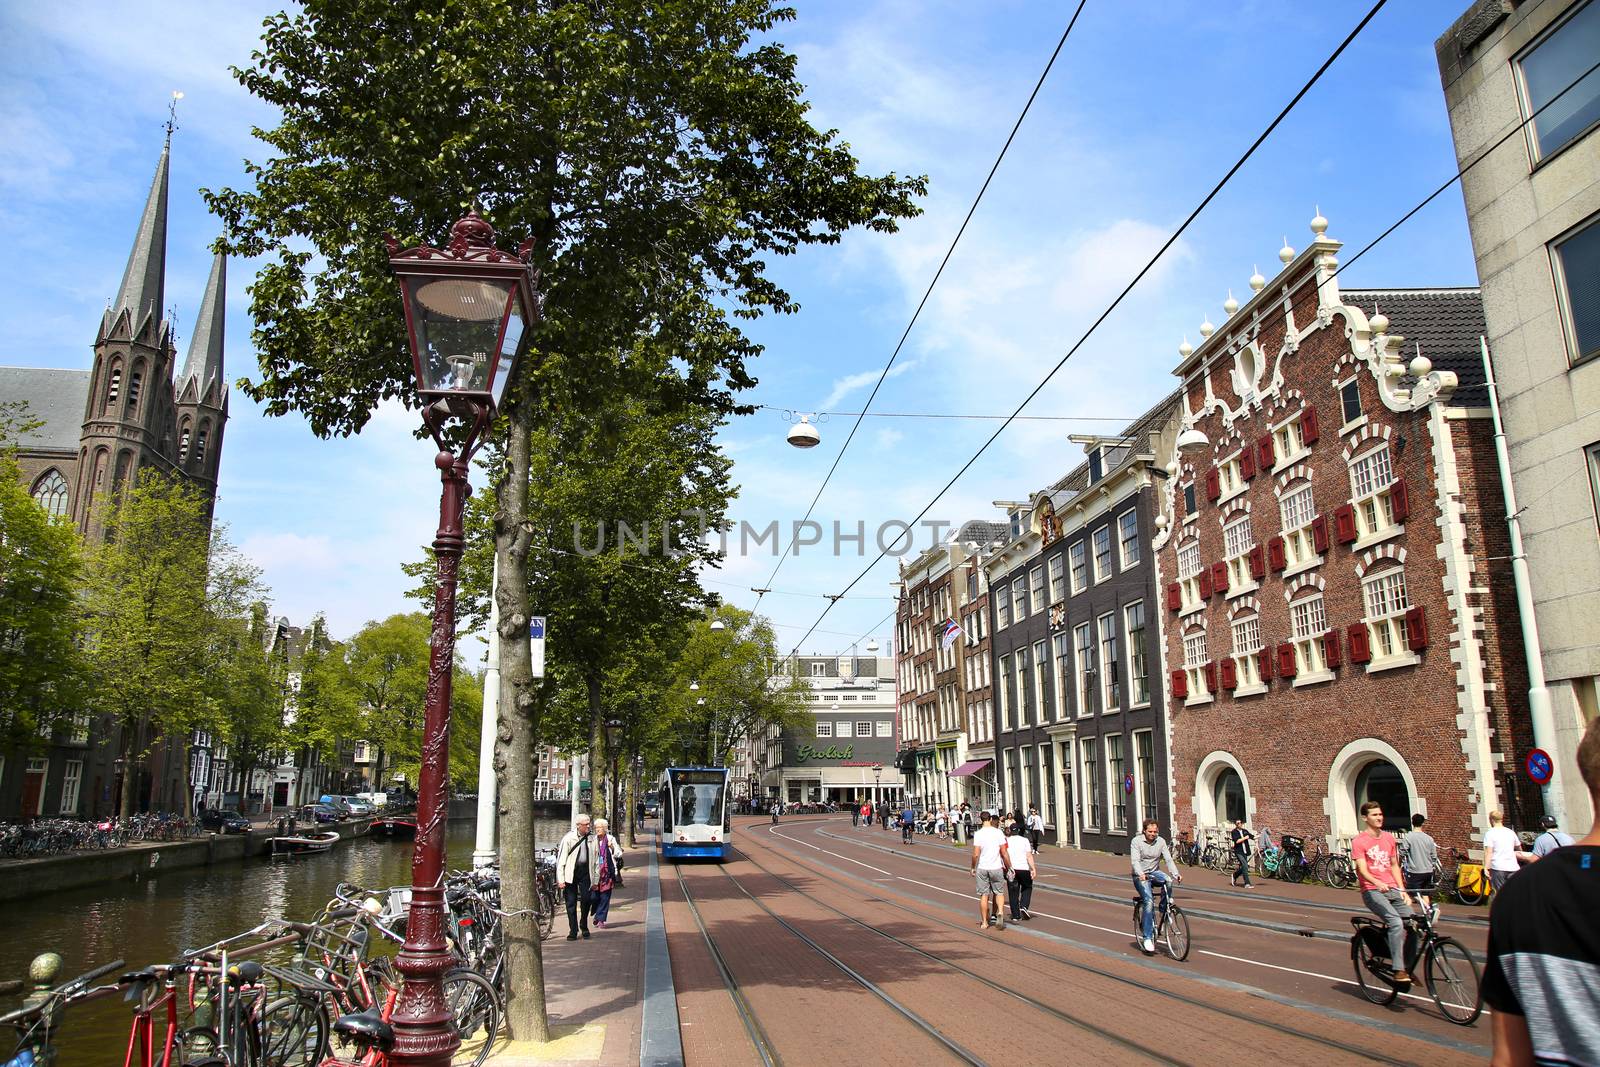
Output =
[
  {"x1": 111, "y1": 139, "x2": 170, "y2": 335},
  {"x1": 178, "y1": 251, "x2": 226, "y2": 402}
]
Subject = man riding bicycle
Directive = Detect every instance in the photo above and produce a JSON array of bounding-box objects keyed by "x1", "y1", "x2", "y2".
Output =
[
  {"x1": 1131, "y1": 818, "x2": 1181, "y2": 954},
  {"x1": 1353, "y1": 800, "x2": 1416, "y2": 984}
]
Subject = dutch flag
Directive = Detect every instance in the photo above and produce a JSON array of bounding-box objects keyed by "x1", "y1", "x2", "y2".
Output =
[{"x1": 940, "y1": 618, "x2": 962, "y2": 651}]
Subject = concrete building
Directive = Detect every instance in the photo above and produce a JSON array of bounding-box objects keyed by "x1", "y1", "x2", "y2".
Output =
[
  {"x1": 1154, "y1": 212, "x2": 1535, "y2": 854},
  {"x1": 1437, "y1": 0, "x2": 1600, "y2": 827},
  {"x1": 761, "y1": 654, "x2": 902, "y2": 807},
  {"x1": 988, "y1": 399, "x2": 1180, "y2": 851}
]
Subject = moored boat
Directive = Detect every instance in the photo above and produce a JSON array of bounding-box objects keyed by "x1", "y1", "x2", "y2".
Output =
[
  {"x1": 270, "y1": 830, "x2": 340, "y2": 856},
  {"x1": 374, "y1": 816, "x2": 418, "y2": 839}
]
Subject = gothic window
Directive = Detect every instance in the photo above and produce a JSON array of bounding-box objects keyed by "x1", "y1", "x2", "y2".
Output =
[
  {"x1": 179, "y1": 422, "x2": 192, "y2": 464},
  {"x1": 196, "y1": 424, "x2": 209, "y2": 463},
  {"x1": 105, "y1": 367, "x2": 122, "y2": 409},
  {"x1": 31, "y1": 470, "x2": 69, "y2": 519},
  {"x1": 128, "y1": 363, "x2": 144, "y2": 408}
]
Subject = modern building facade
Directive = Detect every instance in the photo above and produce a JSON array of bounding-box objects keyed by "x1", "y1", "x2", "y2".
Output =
[
  {"x1": 1155, "y1": 213, "x2": 1534, "y2": 854},
  {"x1": 762, "y1": 654, "x2": 902, "y2": 806},
  {"x1": 1437, "y1": 0, "x2": 1600, "y2": 827}
]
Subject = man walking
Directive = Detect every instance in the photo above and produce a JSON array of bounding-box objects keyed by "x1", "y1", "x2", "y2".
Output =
[
  {"x1": 1353, "y1": 801, "x2": 1414, "y2": 983},
  {"x1": 971, "y1": 811, "x2": 1010, "y2": 930},
  {"x1": 1131, "y1": 819, "x2": 1180, "y2": 953},
  {"x1": 1484, "y1": 717, "x2": 1600, "y2": 1066},
  {"x1": 851, "y1": 802, "x2": 860, "y2": 827},
  {"x1": 1528, "y1": 814, "x2": 1574, "y2": 860},
  {"x1": 1483, "y1": 809, "x2": 1523, "y2": 893},
  {"x1": 1400, "y1": 813, "x2": 1440, "y2": 911},
  {"x1": 1027, "y1": 805, "x2": 1044, "y2": 852},
  {"x1": 1228, "y1": 817, "x2": 1255, "y2": 889},
  {"x1": 556, "y1": 813, "x2": 597, "y2": 941}
]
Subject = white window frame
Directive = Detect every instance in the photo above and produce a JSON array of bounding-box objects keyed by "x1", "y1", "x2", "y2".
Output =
[
  {"x1": 1290, "y1": 594, "x2": 1329, "y2": 677},
  {"x1": 1105, "y1": 732, "x2": 1128, "y2": 832},
  {"x1": 1183, "y1": 631, "x2": 1210, "y2": 701},
  {"x1": 1231, "y1": 614, "x2": 1263, "y2": 690},
  {"x1": 1080, "y1": 738, "x2": 1102, "y2": 831},
  {"x1": 1513, "y1": 0, "x2": 1600, "y2": 165},
  {"x1": 1073, "y1": 622, "x2": 1094, "y2": 717},
  {"x1": 855, "y1": 721, "x2": 873, "y2": 738},
  {"x1": 1029, "y1": 566, "x2": 1046, "y2": 613},
  {"x1": 1280, "y1": 483, "x2": 1319, "y2": 570},
  {"x1": 1091, "y1": 526, "x2": 1113, "y2": 583},
  {"x1": 1097, "y1": 612, "x2": 1120, "y2": 712},
  {"x1": 1117, "y1": 508, "x2": 1140, "y2": 569},
  {"x1": 876, "y1": 721, "x2": 892, "y2": 738},
  {"x1": 60, "y1": 759, "x2": 83, "y2": 815},
  {"x1": 1339, "y1": 378, "x2": 1364, "y2": 429},
  {"x1": 1348, "y1": 445, "x2": 1400, "y2": 543},
  {"x1": 1052, "y1": 631, "x2": 1071, "y2": 722},
  {"x1": 1069, "y1": 541, "x2": 1088, "y2": 594},
  {"x1": 1177, "y1": 539, "x2": 1204, "y2": 612},
  {"x1": 1048, "y1": 553, "x2": 1065, "y2": 603},
  {"x1": 1223, "y1": 515, "x2": 1256, "y2": 594},
  {"x1": 1012, "y1": 576, "x2": 1028, "y2": 622},
  {"x1": 1033, "y1": 639, "x2": 1050, "y2": 722},
  {"x1": 1125, "y1": 600, "x2": 1150, "y2": 707},
  {"x1": 999, "y1": 653, "x2": 1013, "y2": 730},
  {"x1": 1551, "y1": 213, "x2": 1600, "y2": 367},
  {"x1": 815, "y1": 719, "x2": 833, "y2": 738},
  {"x1": 1015, "y1": 647, "x2": 1032, "y2": 726},
  {"x1": 1362, "y1": 568, "x2": 1413, "y2": 665},
  {"x1": 1272, "y1": 413, "x2": 1309, "y2": 469}
]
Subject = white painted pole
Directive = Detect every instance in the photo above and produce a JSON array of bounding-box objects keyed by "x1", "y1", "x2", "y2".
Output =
[
  {"x1": 1482, "y1": 338, "x2": 1567, "y2": 828},
  {"x1": 569, "y1": 751, "x2": 581, "y2": 830},
  {"x1": 471, "y1": 558, "x2": 501, "y2": 869}
]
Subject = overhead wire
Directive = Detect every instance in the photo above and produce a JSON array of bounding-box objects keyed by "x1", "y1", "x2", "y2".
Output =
[
  {"x1": 757, "y1": 404, "x2": 1137, "y2": 423},
  {"x1": 751, "y1": 1, "x2": 1090, "y2": 615},
  {"x1": 778, "y1": 0, "x2": 1390, "y2": 657}
]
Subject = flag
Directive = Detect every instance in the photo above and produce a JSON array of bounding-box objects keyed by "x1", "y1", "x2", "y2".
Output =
[{"x1": 939, "y1": 618, "x2": 962, "y2": 651}]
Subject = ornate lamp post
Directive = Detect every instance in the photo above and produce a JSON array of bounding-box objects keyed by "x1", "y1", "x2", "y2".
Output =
[
  {"x1": 384, "y1": 212, "x2": 540, "y2": 1066},
  {"x1": 604, "y1": 717, "x2": 625, "y2": 833},
  {"x1": 873, "y1": 763, "x2": 884, "y2": 807}
]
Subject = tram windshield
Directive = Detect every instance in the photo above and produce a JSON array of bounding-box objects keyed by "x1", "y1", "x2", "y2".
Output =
[{"x1": 672, "y1": 771, "x2": 727, "y2": 828}]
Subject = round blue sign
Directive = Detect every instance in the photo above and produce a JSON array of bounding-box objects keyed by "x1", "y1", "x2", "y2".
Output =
[
  {"x1": 1123, "y1": 773, "x2": 1135, "y2": 795},
  {"x1": 1526, "y1": 748, "x2": 1553, "y2": 785}
]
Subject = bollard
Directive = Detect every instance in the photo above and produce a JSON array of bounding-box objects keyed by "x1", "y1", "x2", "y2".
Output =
[{"x1": 23, "y1": 952, "x2": 63, "y2": 1029}]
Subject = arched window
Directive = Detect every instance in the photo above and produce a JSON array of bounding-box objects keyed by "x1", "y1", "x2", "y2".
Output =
[
  {"x1": 31, "y1": 470, "x2": 69, "y2": 519},
  {"x1": 195, "y1": 423, "x2": 209, "y2": 463},
  {"x1": 178, "y1": 421, "x2": 192, "y2": 464},
  {"x1": 1355, "y1": 760, "x2": 1411, "y2": 832},
  {"x1": 128, "y1": 361, "x2": 145, "y2": 409},
  {"x1": 105, "y1": 366, "x2": 122, "y2": 409},
  {"x1": 1213, "y1": 768, "x2": 1247, "y2": 825}
]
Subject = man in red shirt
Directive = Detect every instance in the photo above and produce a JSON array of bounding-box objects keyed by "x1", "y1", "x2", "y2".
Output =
[{"x1": 1352, "y1": 799, "x2": 1415, "y2": 984}]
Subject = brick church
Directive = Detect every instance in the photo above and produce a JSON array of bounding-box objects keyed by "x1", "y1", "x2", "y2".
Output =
[{"x1": 0, "y1": 132, "x2": 228, "y2": 819}]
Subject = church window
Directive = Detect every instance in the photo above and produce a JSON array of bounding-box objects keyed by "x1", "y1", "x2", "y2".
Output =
[
  {"x1": 31, "y1": 471, "x2": 69, "y2": 519},
  {"x1": 106, "y1": 368, "x2": 121, "y2": 407},
  {"x1": 179, "y1": 423, "x2": 191, "y2": 463},
  {"x1": 128, "y1": 367, "x2": 143, "y2": 407},
  {"x1": 195, "y1": 426, "x2": 209, "y2": 463}
]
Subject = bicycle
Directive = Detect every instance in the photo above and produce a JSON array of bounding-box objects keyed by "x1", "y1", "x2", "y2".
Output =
[
  {"x1": 1130, "y1": 878, "x2": 1191, "y2": 962},
  {"x1": 2, "y1": 957, "x2": 125, "y2": 1067},
  {"x1": 1350, "y1": 904, "x2": 1481, "y2": 1024}
]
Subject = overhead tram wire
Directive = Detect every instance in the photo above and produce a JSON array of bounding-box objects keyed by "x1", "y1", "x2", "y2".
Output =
[
  {"x1": 782, "y1": 0, "x2": 1390, "y2": 656},
  {"x1": 757, "y1": 404, "x2": 1138, "y2": 423},
  {"x1": 752, "y1": 1, "x2": 1090, "y2": 615}
]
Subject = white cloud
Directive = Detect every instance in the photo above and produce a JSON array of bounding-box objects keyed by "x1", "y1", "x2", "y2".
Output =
[
  {"x1": 241, "y1": 531, "x2": 337, "y2": 573},
  {"x1": 820, "y1": 359, "x2": 918, "y2": 409},
  {"x1": 874, "y1": 427, "x2": 905, "y2": 449}
]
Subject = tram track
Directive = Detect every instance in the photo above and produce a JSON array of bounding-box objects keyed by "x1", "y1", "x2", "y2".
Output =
[{"x1": 745, "y1": 827, "x2": 1471, "y2": 1065}]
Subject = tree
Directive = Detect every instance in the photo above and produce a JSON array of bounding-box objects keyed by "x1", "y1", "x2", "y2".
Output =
[
  {"x1": 287, "y1": 616, "x2": 363, "y2": 777},
  {"x1": 207, "y1": 0, "x2": 925, "y2": 1038},
  {"x1": 81, "y1": 470, "x2": 263, "y2": 816},
  {"x1": 211, "y1": 603, "x2": 291, "y2": 813}
]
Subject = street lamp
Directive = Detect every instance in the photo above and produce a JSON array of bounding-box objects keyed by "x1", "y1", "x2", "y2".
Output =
[
  {"x1": 384, "y1": 211, "x2": 540, "y2": 1067},
  {"x1": 604, "y1": 718, "x2": 624, "y2": 832},
  {"x1": 873, "y1": 763, "x2": 884, "y2": 807}
]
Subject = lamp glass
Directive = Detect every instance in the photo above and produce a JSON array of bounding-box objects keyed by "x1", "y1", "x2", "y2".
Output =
[{"x1": 401, "y1": 275, "x2": 521, "y2": 403}]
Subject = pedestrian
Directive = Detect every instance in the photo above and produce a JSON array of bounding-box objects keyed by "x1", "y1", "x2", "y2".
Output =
[
  {"x1": 861, "y1": 801, "x2": 872, "y2": 829},
  {"x1": 1483, "y1": 809, "x2": 1523, "y2": 894},
  {"x1": 900, "y1": 802, "x2": 915, "y2": 843},
  {"x1": 1228, "y1": 817, "x2": 1256, "y2": 889},
  {"x1": 1006, "y1": 817, "x2": 1037, "y2": 921},
  {"x1": 1352, "y1": 800, "x2": 1415, "y2": 984},
  {"x1": 1399, "y1": 813, "x2": 1440, "y2": 911},
  {"x1": 935, "y1": 806, "x2": 948, "y2": 841},
  {"x1": 556, "y1": 813, "x2": 596, "y2": 941},
  {"x1": 1027, "y1": 805, "x2": 1044, "y2": 852},
  {"x1": 1483, "y1": 717, "x2": 1600, "y2": 1066},
  {"x1": 1528, "y1": 814, "x2": 1574, "y2": 860},
  {"x1": 971, "y1": 811, "x2": 1010, "y2": 930},
  {"x1": 851, "y1": 803, "x2": 860, "y2": 827},
  {"x1": 961, "y1": 803, "x2": 973, "y2": 842},
  {"x1": 589, "y1": 818, "x2": 623, "y2": 928},
  {"x1": 771, "y1": 800, "x2": 781, "y2": 825}
]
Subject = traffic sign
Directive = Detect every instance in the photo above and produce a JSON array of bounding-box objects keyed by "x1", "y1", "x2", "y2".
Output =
[
  {"x1": 1526, "y1": 748, "x2": 1553, "y2": 786},
  {"x1": 1124, "y1": 773, "x2": 1135, "y2": 795},
  {"x1": 530, "y1": 615, "x2": 547, "y2": 679}
]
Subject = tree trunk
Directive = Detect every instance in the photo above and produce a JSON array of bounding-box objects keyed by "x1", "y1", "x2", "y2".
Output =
[
  {"x1": 117, "y1": 722, "x2": 136, "y2": 820},
  {"x1": 585, "y1": 673, "x2": 605, "y2": 826},
  {"x1": 494, "y1": 410, "x2": 550, "y2": 1043}
]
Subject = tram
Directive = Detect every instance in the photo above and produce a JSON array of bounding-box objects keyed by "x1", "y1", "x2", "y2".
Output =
[{"x1": 657, "y1": 766, "x2": 731, "y2": 861}]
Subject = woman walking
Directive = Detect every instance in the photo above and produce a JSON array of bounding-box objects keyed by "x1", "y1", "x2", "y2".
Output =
[
  {"x1": 1006, "y1": 813, "x2": 1038, "y2": 920},
  {"x1": 590, "y1": 818, "x2": 624, "y2": 928}
]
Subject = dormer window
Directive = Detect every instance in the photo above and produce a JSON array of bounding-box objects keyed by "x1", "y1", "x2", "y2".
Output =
[
  {"x1": 1088, "y1": 448, "x2": 1104, "y2": 485},
  {"x1": 1009, "y1": 508, "x2": 1026, "y2": 539}
]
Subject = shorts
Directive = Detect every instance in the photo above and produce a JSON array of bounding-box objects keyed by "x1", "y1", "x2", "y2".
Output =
[
  {"x1": 975, "y1": 868, "x2": 1006, "y2": 896},
  {"x1": 1402, "y1": 871, "x2": 1436, "y2": 892},
  {"x1": 1490, "y1": 868, "x2": 1516, "y2": 892}
]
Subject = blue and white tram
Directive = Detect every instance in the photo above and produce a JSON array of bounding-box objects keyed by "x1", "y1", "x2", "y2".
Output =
[{"x1": 658, "y1": 766, "x2": 731, "y2": 861}]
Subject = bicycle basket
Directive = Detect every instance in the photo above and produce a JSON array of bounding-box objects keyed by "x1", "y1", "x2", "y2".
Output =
[{"x1": 1281, "y1": 834, "x2": 1305, "y2": 854}]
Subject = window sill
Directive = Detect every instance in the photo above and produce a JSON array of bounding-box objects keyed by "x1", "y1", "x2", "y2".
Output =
[
  {"x1": 1180, "y1": 601, "x2": 1206, "y2": 619},
  {"x1": 1218, "y1": 484, "x2": 1248, "y2": 508},
  {"x1": 1226, "y1": 579, "x2": 1260, "y2": 599},
  {"x1": 1232, "y1": 682, "x2": 1268, "y2": 699},
  {"x1": 1282, "y1": 555, "x2": 1323, "y2": 580},
  {"x1": 1271, "y1": 446, "x2": 1312, "y2": 475},
  {"x1": 1292, "y1": 669, "x2": 1335, "y2": 688},
  {"x1": 1365, "y1": 652, "x2": 1420, "y2": 674},
  {"x1": 1340, "y1": 415, "x2": 1369, "y2": 437},
  {"x1": 1352, "y1": 524, "x2": 1405, "y2": 553},
  {"x1": 1128, "y1": 700, "x2": 1152, "y2": 712},
  {"x1": 1183, "y1": 693, "x2": 1214, "y2": 708}
]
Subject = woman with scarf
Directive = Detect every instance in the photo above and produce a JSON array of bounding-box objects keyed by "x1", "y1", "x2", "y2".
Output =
[{"x1": 589, "y1": 818, "x2": 625, "y2": 928}]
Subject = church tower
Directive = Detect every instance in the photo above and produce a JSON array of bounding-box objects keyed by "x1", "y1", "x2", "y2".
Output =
[
  {"x1": 75, "y1": 137, "x2": 179, "y2": 538},
  {"x1": 173, "y1": 251, "x2": 228, "y2": 522}
]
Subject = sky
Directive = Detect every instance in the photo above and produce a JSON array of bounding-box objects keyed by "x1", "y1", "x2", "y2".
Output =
[{"x1": 0, "y1": 1, "x2": 1485, "y2": 653}]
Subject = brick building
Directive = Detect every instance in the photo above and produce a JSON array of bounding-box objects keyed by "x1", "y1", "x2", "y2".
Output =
[{"x1": 1153, "y1": 214, "x2": 1534, "y2": 854}]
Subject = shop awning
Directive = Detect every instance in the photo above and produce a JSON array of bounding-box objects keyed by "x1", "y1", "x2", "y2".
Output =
[{"x1": 947, "y1": 759, "x2": 993, "y2": 778}]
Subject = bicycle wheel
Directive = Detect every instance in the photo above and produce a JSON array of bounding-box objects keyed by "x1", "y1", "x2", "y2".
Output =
[
  {"x1": 443, "y1": 968, "x2": 500, "y2": 1067},
  {"x1": 1160, "y1": 906, "x2": 1191, "y2": 962},
  {"x1": 1284, "y1": 856, "x2": 1309, "y2": 883},
  {"x1": 1352, "y1": 934, "x2": 1399, "y2": 1006},
  {"x1": 1454, "y1": 873, "x2": 1485, "y2": 907},
  {"x1": 1425, "y1": 938, "x2": 1482, "y2": 1025},
  {"x1": 1328, "y1": 857, "x2": 1357, "y2": 891},
  {"x1": 259, "y1": 995, "x2": 329, "y2": 1067},
  {"x1": 1130, "y1": 901, "x2": 1146, "y2": 945}
]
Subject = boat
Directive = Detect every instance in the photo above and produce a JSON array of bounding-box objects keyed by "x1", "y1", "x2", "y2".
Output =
[
  {"x1": 374, "y1": 815, "x2": 418, "y2": 839},
  {"x1": 271, "y1": 831, "x2": 340, "y2": 856}
]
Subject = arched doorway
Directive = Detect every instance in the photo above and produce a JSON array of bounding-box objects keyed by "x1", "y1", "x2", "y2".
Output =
[
  {"x1": 1213, "y1": 768, "x2": 1246, "y2": 825},
  {"x1": 1354, "y1": 760, "x2": 1411, "y2": 832}
]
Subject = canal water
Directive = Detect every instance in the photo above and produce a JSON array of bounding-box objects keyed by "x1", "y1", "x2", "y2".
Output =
[{"x1": 0, "y1": 818, "x2": 569, "y2": 1063}]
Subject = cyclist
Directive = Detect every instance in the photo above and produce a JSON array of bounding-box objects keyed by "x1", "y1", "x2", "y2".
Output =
[
  {"x1": 1130, "y1": 818, "x2": 1180, "y2": 954},
  {"x1": 1353, "y1": 800, "x2": 1415, "y2": 984}
]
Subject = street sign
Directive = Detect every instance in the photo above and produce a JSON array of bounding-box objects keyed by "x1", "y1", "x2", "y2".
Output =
[
  {"x1": 1526, "y1": 748, "x2": 1554, "y2": 786},
  {"x1": 1123, "y1": 773, "x2": 1135, "y2": 795},
  {"x1": 530, "y1": 615, "x2": 546, "y2": 679}
]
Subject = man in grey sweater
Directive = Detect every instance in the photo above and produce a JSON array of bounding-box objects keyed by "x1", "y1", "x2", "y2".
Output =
[
  {"x1": 1400, "y1": 813, "x2": 1441, "y2": 913},
  {"x1": 1131, "y1": 819, "x2": 1181, "y2": 954}
]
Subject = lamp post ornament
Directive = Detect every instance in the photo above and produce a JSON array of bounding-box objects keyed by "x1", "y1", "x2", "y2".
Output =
[{"x1": 383, "y1": 211, "x2": 540, "y2": 1067}]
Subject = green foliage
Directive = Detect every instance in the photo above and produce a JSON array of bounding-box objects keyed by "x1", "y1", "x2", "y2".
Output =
[{"x1": 0, "y1": 452, "x2": 88, "y2": 747}]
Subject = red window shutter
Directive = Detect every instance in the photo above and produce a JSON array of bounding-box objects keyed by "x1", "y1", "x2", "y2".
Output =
[
  {"x1": 1257, "y1": 647, "x2": 1274, "y2": 681},
  {"x1": 1334, "y1": 503, "x2": 1358, "y2": 544},
  {"x1": 1210, "y1": 561, "x2": 1229, "y2": 593},
  {"x1": 1205, "y1": 467, "x2": 1221, "y2": 502},
  {"x1": 1277, "y1": 641, "x2": 1298, "y2": 679},
  {"x1": 1311, "y1": 514, "x2": 1330, "y2": 553},
  {"x1": 1166, "y1": 581, "x2": 1182, "y2": 612},
  {"x1": 1171, "y1": 668, "x2": 1188, "y2": 700},
  {"x1": 1347, "y1": 622, "x2": 1372, "y2": 664},
  {"x1": 1406, "y1": 605, "x2": 1429, "y2": 651},
  {"x1": 1256, "y1": 434, "x2": 1275, "y2": 471},
  {"x1": 1248, "y1": 545, "x2": 1266, "y2": 579},
  {"x1": 1203, "y1": 661, "x2": 1218, "y2": 692},
  {"x1": 1301, "y1": 406, "x2": 1320, "y2": 445},
  {"x1": 1267, "y1": 536, "x2": 1286, "y2": 572},
  {"x1": 1390, "y1": 478, "x2": 1410, "y2": 523},
  {"x1": 1220, "y1": 657, "x2": 1238, "y2": 690},
  {"x1": 1198, "y1": 568, "x2": 1213, "y2": 599},
  {"x1": 1322, "y1": 628, "x2": 1342, "y2": 669},
  {"x1": 1240, "y1": 446, "x2": 1257, "y2": 480}
]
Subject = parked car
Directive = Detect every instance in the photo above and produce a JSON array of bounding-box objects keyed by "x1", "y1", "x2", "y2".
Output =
[
  {"x1": 300, "y1": 803, "x2": 341, "y2": 824},
  {"x1": 323, "y1": 794, "x2": 373, "y2": 817},
  {"x1": 316, "y1": 795, "x2": 354, "y2": 820},
  {"x1": 201, "y1": 809, "x2": 251, "y2": 834},
  {"x1": 355, "y1": 791, "x2": 388, "y2": 810}
]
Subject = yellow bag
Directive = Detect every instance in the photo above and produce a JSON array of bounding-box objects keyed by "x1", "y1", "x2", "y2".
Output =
[{"x1": 1456, "y1": 861, "x2": 1485, "y2": 890}]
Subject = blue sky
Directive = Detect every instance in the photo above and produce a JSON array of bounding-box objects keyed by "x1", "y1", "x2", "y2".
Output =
[{"x1": 0, "y1": 1, "x2": 1483, "y2": 651}]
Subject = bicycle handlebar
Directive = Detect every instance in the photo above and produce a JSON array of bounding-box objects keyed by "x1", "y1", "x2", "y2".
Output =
[{"x1": 0, "y1": 959, "x2": 125, "y2": 1026}]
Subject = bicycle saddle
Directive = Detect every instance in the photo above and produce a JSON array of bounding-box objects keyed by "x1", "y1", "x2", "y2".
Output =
[
  {"x1": 333, "y1": 1008, "x2": 395, "y2": 1051},
  {"x1": 226, "y1": 960, "x2": 264, "y2": 986}
]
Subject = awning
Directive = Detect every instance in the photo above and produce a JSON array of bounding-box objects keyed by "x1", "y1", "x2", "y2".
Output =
[
  {"x1": 947, "y1": 759, "x2": 993, "y2": 778},
  {"x1": 894, "y1": 747, "x2": 919, "y2": 772}
]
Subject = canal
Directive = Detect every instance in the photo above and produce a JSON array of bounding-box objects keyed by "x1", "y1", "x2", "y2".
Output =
[{"x1": 0, "y1": 818, "x2": 571, "y2": 1062}]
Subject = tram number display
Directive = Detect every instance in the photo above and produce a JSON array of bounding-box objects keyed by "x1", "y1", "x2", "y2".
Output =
[{"x1": 674, "y1": 771, "x2": 727, "y2": 785}]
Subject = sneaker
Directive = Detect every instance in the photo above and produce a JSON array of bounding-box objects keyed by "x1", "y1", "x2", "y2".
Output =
[
  {"x1": 1020, "y1": 908, "x2": 1032, "y2": 920},
  {"x1": 567, "y1": 932, "x2": 578, "y2": 941},
  {"x1": 1140, "y1": 937, "x2": 1155, "y2": 954},
  {"x1": 1393, "y1": 970, "x2": 1413, "y2": 985},
  {"x1": 1429, "y1": 904, "x2": 1442, "y2": 925},
  {"x1": 581, "y1": 928, "x2": 591, "y2": 939}
]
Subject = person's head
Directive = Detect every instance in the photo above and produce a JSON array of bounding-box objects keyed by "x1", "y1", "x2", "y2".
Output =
[
  {"x1": 1412, "y1": 813, "x2": 1427, "y2": 829},
  {"x1": 1539, "y1": 814, "x2": 1558, "y2": 830},
  {"x1": 1142, "y1": 818, "x2": 1160, "y2": 842},
  {"x1": 1489, "y1": 809, "x2": 1503, "y2": 826},
  {"x1": 1359, "y1": 800, "x2": 1384, "y2": 831},
  {"x1": 1580, "y1": 716, "x2": 1600, "y2": 806},
  {"x1": 594, "y1": 818, "x2": 609, "y2": 835},
  {"x1": 575, "y1": 814, "x2": 592, "y2": 834},
  {"x1": 1233, "y1": 817, "x2": 1244, "y2": 828}
]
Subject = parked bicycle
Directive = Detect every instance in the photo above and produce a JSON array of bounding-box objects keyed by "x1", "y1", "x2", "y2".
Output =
[
  {"x1": 1350, "y1": 904, "x2": 1481, "y2": 1024},
  {"x1": 2, "y1": 957, "x2": 125, "y2": 1067}
]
